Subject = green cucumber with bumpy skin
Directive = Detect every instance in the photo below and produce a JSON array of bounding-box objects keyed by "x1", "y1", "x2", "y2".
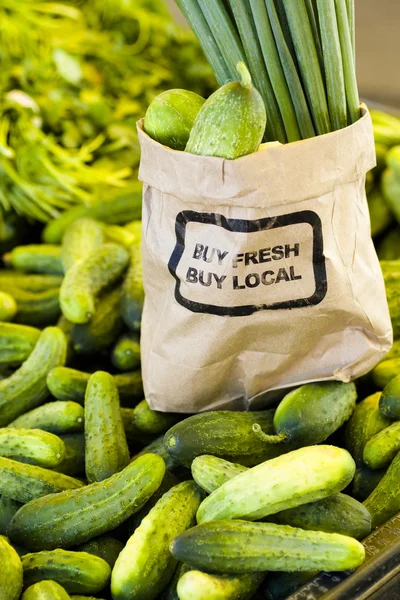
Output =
[
  {"x1": 379, "y1": 373, "x2": 400, "y2": 419},
  {"x1": 0, "y1": 495, "x2": 22, "y2": 535},
  {"x1": 0, "y1": 291, "x2": 17, "y2": 321},
  {"x1": 61, "y1": 218, "x2": 105, "y2": 273},
  {"x1": 6, "y1": 245, "x2": 63, "y2": 275},
  {"x1": 0, "y1": 272, "x2": 62, "y2": 291},
  {"x1": 22, "y1": 550, "x2": 111, "y2": 594},
  {"x1": 8, "y1": 402, "x2": 84, "y2": 434},
  {"x1": 351, "y1": 466, "x2": 387, "y2": 502},
  {"x1": 177, "y1": 570, "x2": 264, "y2": 600},
  {"x1": 372, "y1": 357, "x2": 400, "y2": 388},
  {"x1": 0, "y1": 428, "x2": 65, "y2": 468},
  {"x1": 0, "y1": 457, "x2": 83, "y2": 503},
  {"x1": 74, "y1": 536, "x2": 124, "y2": 569},
  {"x1": 11, "y1": 286, "x2": 61, "y2": 327},
  {"x1": 170, "y1": 520, "x2": 365, "y2": 573},
  {"x1": 133, "y1": 400, "x2": 181, "y2": 436},
  {"x1": 191, "y1": 455, "x2": 247, "y2": 494},
  {"x1": 22, "y1": 580, "x2": 71, "y2": 600},
  {"x1": 111, "y1": 332, "x2": 141, "y2": 372},
  {"x1": 196, "y1": 446, "x2": 356, "y2": 524},
  {"x1": 363, "y1": 421, "x2": 400, "y2": 469},
  {"x1": 0, "y1": 535, "x2": 23, "y2": 600},
  {"x1": 0, "y1": 327, "x2": 67, "y2": 426},
  {"x1": 133, "y1": 435, "x2": 186, "y2": 472},
  {"x1": 84, "y1": 371, "x2": 130, "y2": 483},
  {"x1": 51, "y1": 434, "x2": 85, "y2": 477},
  {"x1": 0, "y1": 322, "x2": 40, "y2": 367},
  {"x1": 121, "y1": 228, "x2": 143, "y2": 332},
  {"x1": 111, "y1": 481, "x2": 203, "y2": 600},
  {"x1": 60, "y1": 243, "x2": 129, "y2": 324},
  {"x1": 8, "y1": 454, "x2": 165, "y2": 550},
  {"x1": 364, "y1": 450, "x2": 400, "y2": 528},
  {"x1": 186, "y1": 63, "x2": 266, "y2": 159}
]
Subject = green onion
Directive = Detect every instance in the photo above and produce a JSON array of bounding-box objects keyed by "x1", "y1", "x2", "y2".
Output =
[
  {"x1": 274, "y1": 0, "x2": 297, "y2": 65},
  {"x1": 228, "y1": 0, "x2": 287, "y2": 143},
  {"x1": 265, "y1": 0, "x2": 315, "y2": 140},
  {"x1": 335, "y1": 0, "x2": 360, "y2": 124},
  {"x1": 345, "y1": 0, "x2": 355, "y2": 62},
  {"x1": 316, "y1": 0, "x2": 347, "y2": 131},
  {"x1": 304, "y1": 0, "x2": 325, "y2": 75},
  {"x1": 284, "y1": 0, "x2": 331, "y2": 135},
  {"x1": 249, "y1": 0, "x2": 299, "y2": 142},
  {"x1": 174, "y1": 0, "x2": 231, "y2": 85}
]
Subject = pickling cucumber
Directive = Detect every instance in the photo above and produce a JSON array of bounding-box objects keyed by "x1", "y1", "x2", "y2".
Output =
[
  {"x1": 372, "y1": 357, "x2": 400, "y2": 388},
  {"x1": 0, "y1": 428, "x2": 65, "y2": 468},
  {"x1": 344, "y1": 392, "x2": 391, "y2": 465},
  {"x1": 171, "y1": 520, "x2": 365, "y2": 573},
  {"x1": 186, "y1": 63, "x2": 266, "y2": 159},
  {"x1": 111, "y1": 332, "x2": 141, "y2": 372},
  {"x1": 60, "y1": 243, "x2": 129, "y2": 324},
  {"x1": 103, "y1": 224, "x2": 137, "y2": 248},
  {"x1": 0, "y1": 322, "x2": 40, "y2": 368},
  {"x1": 133, "y1": 435, "x2": 181, "y2": 473},
  {"x1": 177, "y1": 570, "x2": 264, "y2": 600},
  {"x1": 6, "y1": 244, "x2": 63, "y2": 274},
  {"x1": 8, "y1": 401, "x2": 84, "y2": 434},
  {"x1": 22, "y1": 550, "x2": 111, "y2": 594},
  {"x1": 84, "y1": 371, "x2": 130, "y2": 482},
  {"x1": 0, "y1": 535, "x2": 23, "y2": 600},
  {"x1": 191, "y1": 455, "x2": 247, "y2": 494},
  {"x1": 363, "y1": 421, "x2": 400, "y2": 469},
  {"x1": 0, "y1": 495, "x2": 21, "y2": 535},
  {"x1": 74, "y1": 535, "x2": 124, "y2": 569},
  {"x1": 52, "y1": 434, "x2": 85, "y2": 477},
  {"x1": 351, "y1": 466, "x2": 388, "y2": 502},
  {"x1": 8, "y1": 453, "x2": 165, "y2": 550},
  {"x1": 364, "y1": 450, "x2": 400, "y2": 528},
  {"x1": 0, "y1": 271, "x2": 62, "y2": 291},
  {"x1": 133, "y1": 399, "x2": 181, "y2": 436},
  {"x1": 121, "y1": 231, "x2": 144, "y2": 332},
  {"x1": 111, "y1": 481, "x2": 203, "y2": 600},
  {"x1": 0, "y1": 327, "x2": 67, "y2": 426},
  {"x1": 21, "y1": 581, "x2": 71, "y2": 600},
  {"x1": 61, "y1": 218, "x2": 104, "y2": 273},
  {"x1": 0, "y1": 291, "x2": 17, "y2": 321},
  {"x1": 196, "y1": 446, "x2": 356, "y2": 524},
  {"x1": 11, "y1": 286, "x2": 61, "y2": 327},
  {"x1": 379, "y1": 373, "x2": 400, "y2": 419},
  {"x1": 144, "y1": 89, "x2": 205, "y2": 151},
  {"x1": 0, "y1": 456, "x2": 83, "y2": 503}
]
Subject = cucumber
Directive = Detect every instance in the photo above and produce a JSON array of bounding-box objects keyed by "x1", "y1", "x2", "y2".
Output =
[
  {"x1": 0, "y1": 456, "x2": 83, "y2": 503},
  {"x1": 382, "y1": 169, "x2": 400, "y2": 224},
  {"x1": 351, "y1": 465, "x2": 388, "y2": 502},
  {"x1": 363, "y1": 421, "x2": 400, "y2": 469},
  {"x1": 144, "y1": 89, "x2": 205, "y2": 151},
  {"x1": 84, "y1": 371, "x2": 130, "y2": 483},
  {"x1": 186, "y1": 63, "x2": 266, "y2": 159},
  {"x1": 364, "y1": 450, "x2": 400, "y2": 528},
  {"x1": 60, "y1": 243, "x2": 129, "y2": 324},
  {"x1": 111, "y1": 332, "x2": 141, "y2": 372},
  {"x1": 0, "y1": 428, "x2": 65, "y2": 468},
  {"x1": 42, "y1": 187, "x2": 142, "y2": 244},
  {"x1": 0, "y1": 322, "x2": 40, "y2": 367},
  {"x1": 21, "y1": 580, "x2": 71, "y2": 600},
  {"x1": 0, "y1": 495, "x2": 22, "y2": 535},
  {"x1": 70, "y1": 286, "x2": 123, "y2": 354},
  {"x1": 344, "y1": 392, "x2": 391, "y2": 466},
  {"x1": 61, "y1": 218, "x2": 105, "y2": 273},
  {"x1": 120, "y1": 408, "x2": 142, "y2": 443},
  {"x1": 0, "y1": 535, "x2": 23, "y2": 600},
  {"x1": 367, "y1": 188, "x2": 392, "y2": 238},
  {"x1": 47, "y1": 367, "x2": 143, "y2": 406},
  {"x1": 261, "y1": 382, "x2": 357, "y2": 445},
  {"x1": 121, "y1": 233, "x2": 144, "y2": 332},
  {"x1": 262, "y1": 572, "x2": 318, "y2": 600},
  {"x1": 133, "y1": 400, "x2": 181, "y2": 436},
  {"x1": 8, "y1": 453, "x2": 165, "y2": 550},
  {"x1": 11, "y1": 286, "x2": 61, "y2": 327},
  {"x1": 372, "y1": 357, "x2": 400, "y2": 388},
  {"x1": 275, "y1": 493, "x2": 371, "y2": 540},
  {"x1": 0, "y1": 271, "x2": 62, "y2": 292},
  {"x1": 52, "y1": 434, "x2": 85, "y2": 477},
  {"x1": 103, "y1": 224, "x2": 137, "y2": 249},
  {"x1": 196, "y1": 446, "x2": 356, "y2": 524},
  {"x1": 379, "y1": 373, "x2": 400, "y2": 419},
  {"x1": 0, "y1": 327, "x2": 67, "y2": 426},
  {"x1": 6, "y1": 244, "x2": 63, "y2": 274},
  {"x1": 111, "y1": 481, "x2": 203, "y2": 600},
  {"x1": 8, "y1": 401, "x2": 84, "y2": 434},
  {"x1": 74, "y1": 535, "x2": 124, "y2": 569},
  {"x1": 164, "y1": 409, "x2": 296, "y2": 468},
  {"x1": 170, "y1": 520, "x2": 365, "y2": 573},
  {"x1": 176, "y1": 570, "x2": 264, "y2": 600},
  {"x1": 133, "y1": 435, "x2": 187, "y2": 473},
  {"x1": 0, "y1": 291, "x2": 17, "y2": 321},
  {"x1": 161, "y1": 563, "x2": 191, "y2": 600},
  {"x1": 22, "y1": 550, "x2": 111, "y2": 594},
  {"x1": 191, "y1": 455, "x2": 247, "y2": 494}
]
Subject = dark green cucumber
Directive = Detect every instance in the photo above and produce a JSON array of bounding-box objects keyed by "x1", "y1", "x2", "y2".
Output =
[
  {"x1": 52, "y1": 434, "x2": 85, "y2": 477},
  {"x1": 196, "y1": 446, "x2": 356, "y2": 524},
  {"x1": 133, "y1": 400, "x2": 181, "y2": 436},
  {"x1": 0, "y1": 495, "x2": 22, "y2": 535},
  {"x1": 60, "y1": 244, "x2": 129, "y2": 324},
  {"x1": 177, "y1": 570, "x2": 264, "y2": 600},
  {"x1": 364, "y1": 450, "x2": 400, "y2": 528},
  {"x1": 7, "y1": 245, "x2": 63, "y2": 274},
  {"x1": 61, "y1": 218, "x2": 105, "y2": 273},
  {"x1": 120, "y1": 408, "x2": 142, "y2": 443},
  {"x1": 144, "y1": 89, "x2": 205, "y2": 151},
  {"x1": 260, "y1": 382, "x2": 357, "y2": 445},
  {"x1": 262, "y1": 572, "x2": 318, "y2": 600},
  {"x1": 111, "y1": 481, "x2": 203, "y2": 600},
  {"x1": 0, "y1": 535, "x2": 23, "y2": 600},
  {"x1": 0, "y1": 291, "x2": 17, "y2": 321},
  {"x1": 379, "y1": 373, "x2": 400, "y2": 419},
  {"x1": 21, "y1": 580, "x2": 71, "y2": 600},
  {"x1": 0, "y1": 327, "x2": 67, "y2": 426},
  {"x1": 0, "y1": 271, "x2": 62, "y2": 292},
  {"x1": 111, "y1": 332, "x2": 141, "y2": 372},
  {"x1": 121, "y1": 229, "x2": 143, "y2": 332},
  {"x1": 344, "y1": 392, "x2": 391, "y2": 465},
  {"x1": 74, "y1": 536, "x2": 124, "y2": 569},
  {"x1": 363, "y1": 421, "x2": 400, "y2": 469},
  {"x1": 161, "y1": 563, "x2": 191, "y2": 600},
  {"x1": 191, "y1": 455, "x2": 247, "y2": 494},
  {"x1": 275, "y1": 493, "x2": 371, "y2": 540},
  {"x1": 11, "y1": 286, "x2": 61, "y2": 327},
  {"x1": 22, "y1": 550, "x2": 111, "y2": 594},
  {"x1": 186, "y1": 63, "x2": 266, "y2": 159},
  {"x1": 351, "y1": 465, "x2": 388, "y2": 502},
  {"x1": 0, "y1": 322, "x2": 40, "y2": 367},
  {"x1": 8, "y1": 402, "x2": 84, "y2": 434},
  {"x1": 70, "y1": 287, "x2": 123, "y2": 354},
  {"x1": 84, "y1": 371, "x2": 130, "y2": 482},
  {"x1": 8, "y1": 454, "x2": 165, "y2": 550},
  {"x1": 171, "y1": 520, "x2": 365, "y2": 573},
  {"x1": 372, "y1": 357, "x2": 400, "y2": 388},
  {"x1": 164, "y1": 409, "x2": 296, "y2": 468},
  {"x1": 0, "y1": 457, "x2": 83, "y2": 503},
  {"x1": 0, "y1": 428, "x2": 65, "y2": 468}
]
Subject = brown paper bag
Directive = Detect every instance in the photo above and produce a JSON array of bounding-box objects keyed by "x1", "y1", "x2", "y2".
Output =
[{"x1": 137, "y1": 106, "x2": 392, "y2": 413}]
